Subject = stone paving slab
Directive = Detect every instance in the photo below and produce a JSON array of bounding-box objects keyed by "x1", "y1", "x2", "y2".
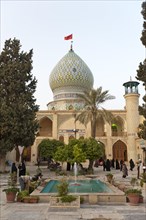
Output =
[{"x1": 1, "y1": 203, "x2": 146, "y2": 220}]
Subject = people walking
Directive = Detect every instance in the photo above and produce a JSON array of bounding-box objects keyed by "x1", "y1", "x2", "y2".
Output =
[
  {"x1": 18, "y1": 160, "x2": 26, "y2": 177},
  {"x1": 115, "y1": 159, "x2": 120, "y2": 170},
  {"x1": 11, "y1": 162, "x2": 17, "y2": 174},
  {"x1": 103, "y1": 160, "x2": 106, "y2": 171},
  {"x1": 122, "y1": 162, "x2": 128, "y2": 178},
  {"x1": 11, "y1": 162, "x2": 17, "y2": 183},
  {"x1": 129, "y1": 159, "x2": 135, "y2": 171},
  {"x1": 106, "y1": 159, "x2": 111, "y2": 171},
  {"x1": 120, "y1": 159, "x2": 123, "y2": 171},
  {"x1": 137, "y1": 159, "x2": 142, "y2": 179},
  {"x1": 111, "y1": 158, "x2": 115, "y2": 169}
]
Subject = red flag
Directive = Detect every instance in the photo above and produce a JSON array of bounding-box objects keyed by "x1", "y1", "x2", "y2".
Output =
[{"x1": 64, "y1": 34, "x2": 73, "y2": 40}]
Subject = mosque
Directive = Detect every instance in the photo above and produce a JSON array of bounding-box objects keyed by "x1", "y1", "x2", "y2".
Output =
[{"x1": 8, "y1": 44, "x2": 145, "y2": 165}]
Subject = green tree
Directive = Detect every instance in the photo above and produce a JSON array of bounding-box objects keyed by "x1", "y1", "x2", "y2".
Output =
[
  {"x1": 38, "y1": 139, "x2": 64, "y2": 160},
  {"x1": 75, "y1": 87, "x2": 115, "y2": 138},
  {"x1": 136, "y1": 2, "x2": 146, "y2": 139},
  {"x1": 73, "y1": 144, "x2": 86, "y2": 164},
  {"x1": 54, "y1": 145, "x2": 68, "y2": 164},
  {"x1": 54, "y1": 138, "x2": 104, "y2": 171},
  {"x1": 54, "y1": 140, "x2": 78, "y2": 169},
  {"x1": 140, "y1": 1, "x2": 146, "y2": 47},
  {"x1": 82, "y1": 137, "x2": 104, "y2": 170},
  {"x1": 0, "y1": 38, "x2": 39, "y2": 169}
]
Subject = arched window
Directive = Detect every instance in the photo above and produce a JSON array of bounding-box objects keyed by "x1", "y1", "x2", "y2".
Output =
[
  {"x1": 111, "y1": 117, "x2": 124, "y2": 136},
  {"x1": 69, "y1": 135, "x2": 74, "y2": 140},
  {"x1": 59, "y1": 135, "x2": 64, "y2": 143}
]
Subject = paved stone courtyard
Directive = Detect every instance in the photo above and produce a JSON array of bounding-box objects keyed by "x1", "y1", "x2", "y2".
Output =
[{"x1": 0, "y1": 164, "x2": 146, "y2": 220}]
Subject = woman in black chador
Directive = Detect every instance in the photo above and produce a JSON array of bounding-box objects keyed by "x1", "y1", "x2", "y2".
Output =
[
  {"x1": 18, "y1": 161, "x2": 26, "y2": 177},
  {"x1": 111, "y1": 158, "x2": 115, "y2": 168},
  {"x1": 129, "y1": 159, "x2": 135, "y2": 171},
  {"x1": 11, "y1": 162, "x2": 17, "y2": 174},
  {"x1": 106, "y1": 159, "x2": 111, "y2": 171},
  {"x1": 11, "y1": 162, "x2": 17, "y2": 183},
  {"x1": 115, "y1": 159, "x2": 120, "y2": 170}
]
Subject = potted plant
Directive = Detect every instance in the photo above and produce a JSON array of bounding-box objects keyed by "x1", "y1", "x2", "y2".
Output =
[
  {"x1": 106, "y1": 173, "x2": 113, "y2": 183},
  {"x1": 16, "y1": 190, "x2": 29, "y2": 202},
  {"x1": 3, "y1": 173, "x2": 19, "y2": 202},
  {"x1": 125, "y1": 188, "x2": 142, "y2": 205},
  {"x1": 29, "y1": 196, "x2": 39, "y2": 203},
  {"x1": 23, "y1": 196, "x2": 31, "y2": 203},
  {"x1": 23, "y1": 195, "x2": 39, "y2": 203}
]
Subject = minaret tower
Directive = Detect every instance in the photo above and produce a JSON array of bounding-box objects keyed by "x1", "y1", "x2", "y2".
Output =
[{"x1": 123, "y1": 78, "x2": 140, "y2": 162}]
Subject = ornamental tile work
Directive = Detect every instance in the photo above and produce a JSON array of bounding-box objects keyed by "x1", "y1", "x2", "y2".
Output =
[
  {"x1": 49, "y1": 49, "x2": 94, "y2": 91},
  {"x1": 47, "y1": 100, "x2": 85, "y2": 110}
]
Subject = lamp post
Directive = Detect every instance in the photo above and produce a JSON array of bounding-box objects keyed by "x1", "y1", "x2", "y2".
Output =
[
  {"x1": 140, "y1": 140, "x2": 146, "y2": 173},
  {"x1": 72, "y1": 129, "x2": 79, "y2": 139}
]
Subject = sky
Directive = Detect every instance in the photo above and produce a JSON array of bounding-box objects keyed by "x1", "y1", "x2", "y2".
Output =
[{"x1": 1, "y1": 0, "x2": 145, "y2": 110}]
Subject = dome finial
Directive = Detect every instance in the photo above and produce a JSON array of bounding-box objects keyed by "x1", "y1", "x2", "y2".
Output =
[{"x1": 70, "y1": 41, "x2": 73, "y2": 51}]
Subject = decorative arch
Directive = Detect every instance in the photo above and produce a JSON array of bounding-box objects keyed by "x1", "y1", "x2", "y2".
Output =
[
  {"x1": 111, "y1": 116, "x2": 124, "y2": 136},
  {"x1": 113, "y1": 140, "x2": 127, "y2": 161},
  {"x1": 69, "y1": 135, "x2": 74, "y2": 140},
  {"x1": 39, "y1": 117, "x2": 52, "y2": 137}
]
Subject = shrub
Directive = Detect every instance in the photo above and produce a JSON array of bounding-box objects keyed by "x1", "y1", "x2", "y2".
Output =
[
  {"x1": 57, "y1": 178, "x2": 68, "y2": 196},
  {"x1": 3, "y1": 173, "x2": 19, "y2": 193},
  {"x1": 17, "y1": 190, "x2": 29, "y2": 201},
  {"x1": 130, "y1": 177, "x2": 139, "y2": 187},
  {"x1": 60, "y1": 195, "x2": 76, "y2": 203},
  {"x1": 125, "y1": 188, "x2": 142, "y2": 196},
  {"x1": 3, "y1": 187, "x2": 19, "y2": 193}
]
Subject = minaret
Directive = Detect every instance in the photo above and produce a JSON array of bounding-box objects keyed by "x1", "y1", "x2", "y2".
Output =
[{"x1": 123, "y1": 78, "x2": 140, "y2": 162}]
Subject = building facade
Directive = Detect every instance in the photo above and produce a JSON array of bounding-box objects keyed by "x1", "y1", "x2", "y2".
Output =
[{"x1": 8, "y1": 46, "x2": 145, "y2": 165}]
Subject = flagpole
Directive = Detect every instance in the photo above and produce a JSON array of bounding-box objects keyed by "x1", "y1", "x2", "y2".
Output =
[{"x1": 71, "y1": 41, "x2": 73, "y2": 50}]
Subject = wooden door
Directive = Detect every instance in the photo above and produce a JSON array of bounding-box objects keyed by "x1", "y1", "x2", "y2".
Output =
[{"x1": 113, "y1": 140, "x2": 127, "y2": 161}]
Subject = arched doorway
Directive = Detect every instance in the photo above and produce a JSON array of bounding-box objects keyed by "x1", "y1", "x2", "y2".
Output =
[
  {"x1": 39, "y1": 117, "x2": 52, "y2": 137},
  {"x1": 113, "y1": 140, "x2": 127, "y2": 161}
]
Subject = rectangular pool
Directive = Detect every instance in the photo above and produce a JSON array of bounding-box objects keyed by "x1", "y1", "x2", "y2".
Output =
[{"x1": 41, "y1": 179, "x2": 113, "y2": 193}]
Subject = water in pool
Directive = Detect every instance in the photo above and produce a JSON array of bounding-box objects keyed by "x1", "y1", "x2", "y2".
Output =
[{"x1": 41, "y1": 179, "x2": 113, "y2": 193}]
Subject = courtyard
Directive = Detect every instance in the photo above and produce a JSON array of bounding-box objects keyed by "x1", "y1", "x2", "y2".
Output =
[{"x1": 0, "y1": 164, "x2": 146, "y2": 220}]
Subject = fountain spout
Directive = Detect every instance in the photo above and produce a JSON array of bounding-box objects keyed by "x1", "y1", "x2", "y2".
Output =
[
  {"x1": 71, "y1": 162, "x2": 80, "y2": 186},
  {"x1": 74, "y1": 162, "x2": 77, "y2": 183}
]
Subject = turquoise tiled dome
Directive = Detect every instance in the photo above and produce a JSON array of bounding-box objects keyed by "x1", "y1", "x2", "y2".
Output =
[{"x1": 49, "y1": 49, "x2": 94, "y2": 95}]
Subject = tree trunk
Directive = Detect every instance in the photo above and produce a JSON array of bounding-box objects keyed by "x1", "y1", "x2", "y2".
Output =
[
  {"x1": 88, "y1": 159, "x2": 94, "y2": 171},
  {"x1": 66, "y1": 162, "x2": 71, "y2": 171},
  {"x1": 91, "y1": 115, "x2": 96, "y2": 138},
  {"x1": 0, "y1": 155, "x2": 6, "y2": 172}
]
